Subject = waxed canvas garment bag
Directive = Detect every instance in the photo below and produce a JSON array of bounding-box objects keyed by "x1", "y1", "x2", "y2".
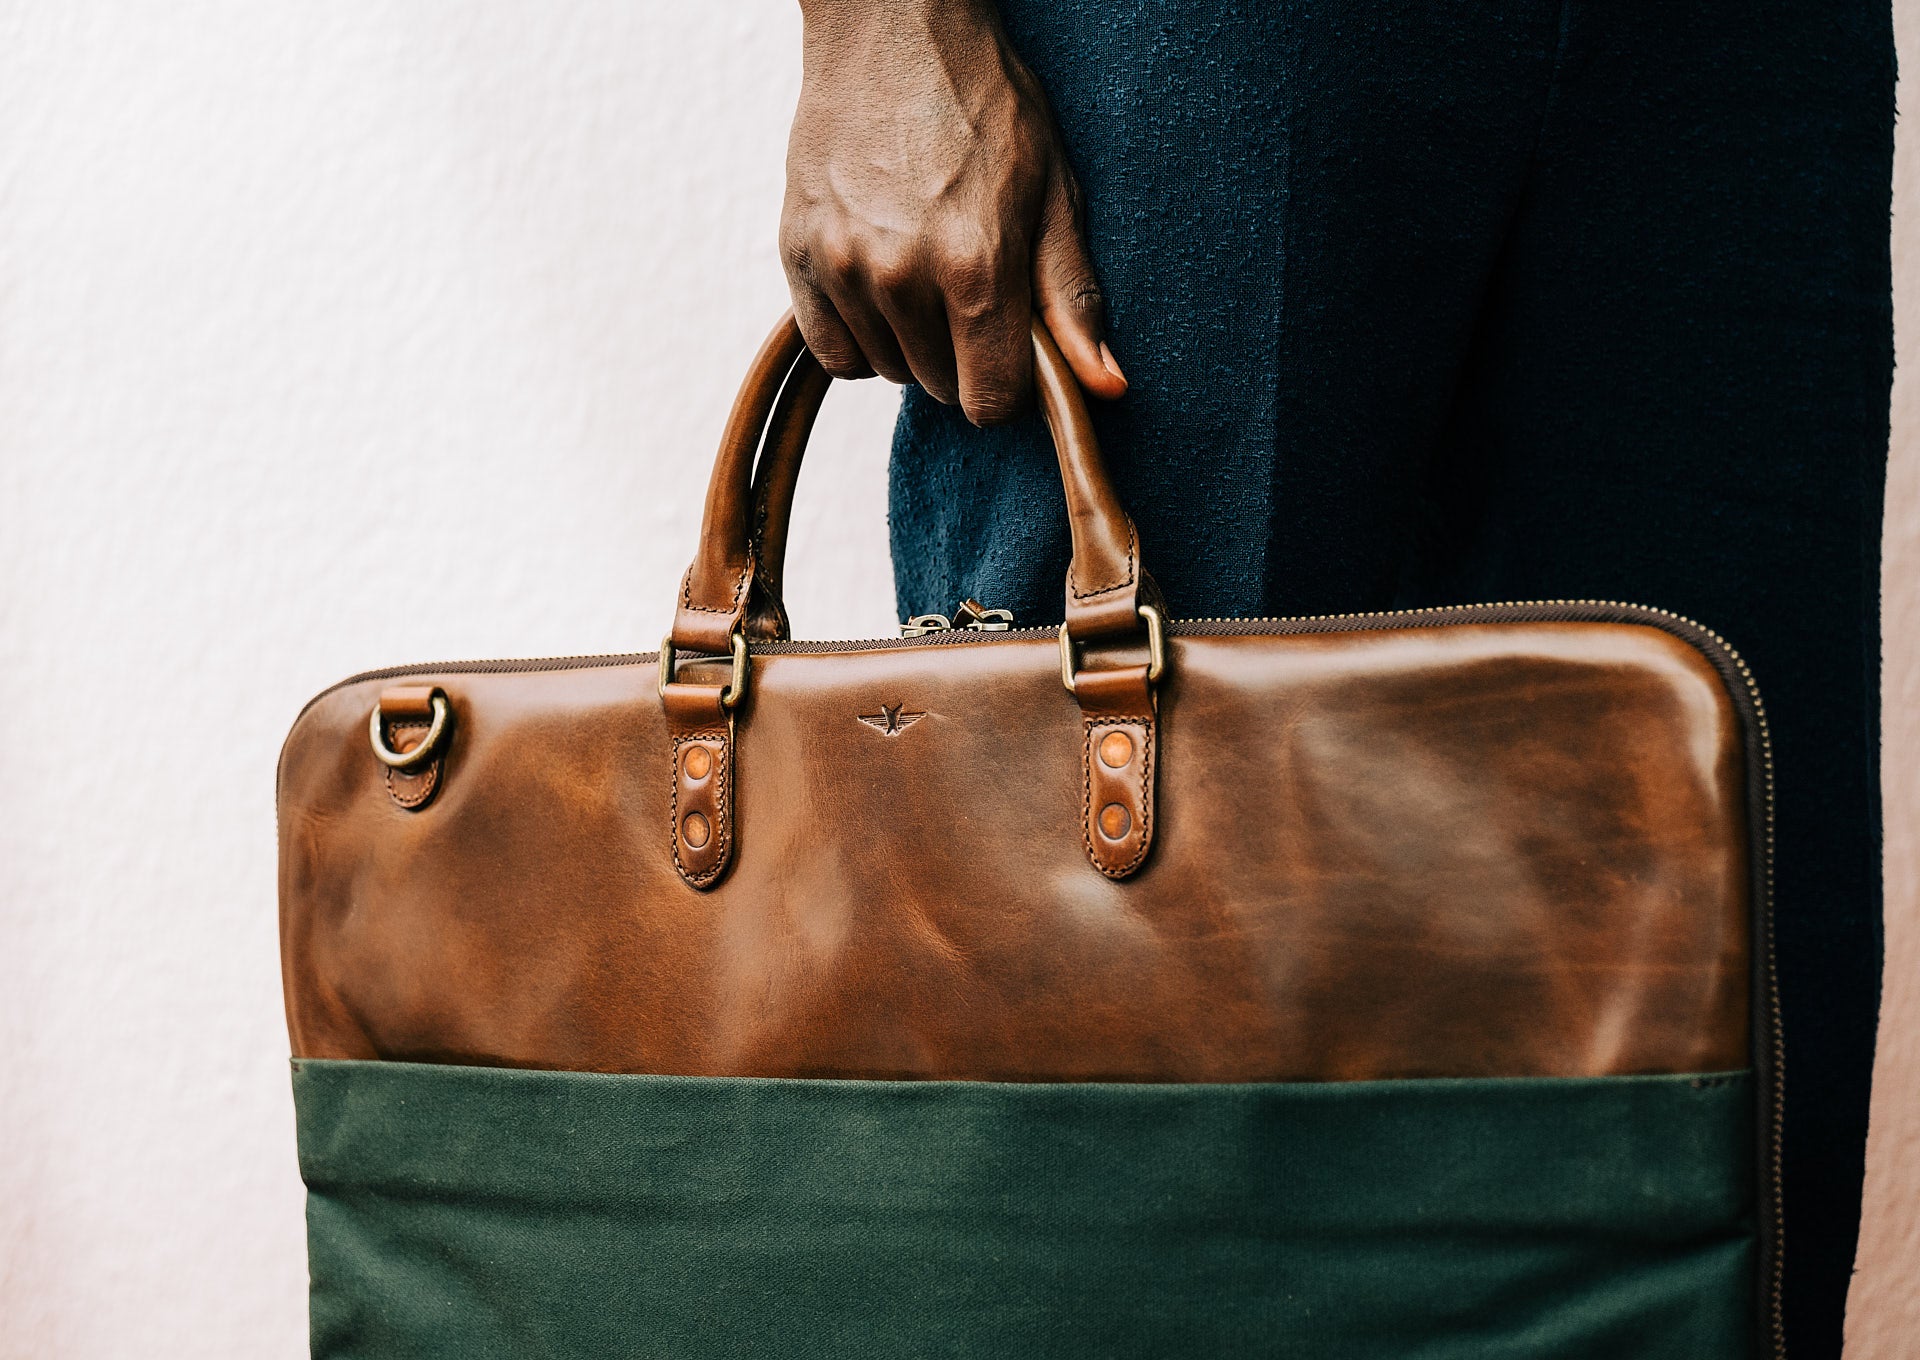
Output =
[{"x1": 280, "y1": 316, "x2": 1781, "y2": 1359}]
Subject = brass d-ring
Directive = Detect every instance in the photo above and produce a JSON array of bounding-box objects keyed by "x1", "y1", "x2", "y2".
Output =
[
  {"x1": 658, "y1": 629, "x2": 750, "y2": 710},
  {"x1": 369, "y1": 691, "x2": 450, "y2": 769},
  {"x1": 1059, "y1": 604, "x2": 1168, "y2": 694}
]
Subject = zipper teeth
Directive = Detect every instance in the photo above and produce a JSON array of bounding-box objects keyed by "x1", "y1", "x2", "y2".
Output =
[
  {"x1": 300, "y1": 596, "x2": 1751, "y2": 681},
  {"x1": 292, "y1": 595, "x2": 1785, "y2": 1348},
  {"x1": 1749, "y1": 674, "x2": 1786, "y2": 1358}
]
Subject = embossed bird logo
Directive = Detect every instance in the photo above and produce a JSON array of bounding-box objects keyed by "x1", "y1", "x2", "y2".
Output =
[{"x1": 857, "y1": 703, "x2": 926, "y2": 736}]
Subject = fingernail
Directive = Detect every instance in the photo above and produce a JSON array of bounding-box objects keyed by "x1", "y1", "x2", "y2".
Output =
[{"x1": 1099, "y1": 342, "x2": 1126, "y2": 384}]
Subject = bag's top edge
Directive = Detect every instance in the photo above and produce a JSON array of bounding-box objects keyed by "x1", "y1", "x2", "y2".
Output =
[{"x1": 285, "y1": 600, "x2": 1738, "y2": 734}]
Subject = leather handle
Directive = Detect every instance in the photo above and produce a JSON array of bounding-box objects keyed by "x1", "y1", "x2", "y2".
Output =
[
  {"x1": 741, "y1": 345, "x2": 831, "y2": 642},
  {"x1": 673, "y1": 312, "x2": 1149, "y2": 654},
  {"x1": 670, "y1": 318, "x2": 811, "y2": 654},
  {"x1": 671, "y1": 312, "x2": 1162, "y2": 883}
]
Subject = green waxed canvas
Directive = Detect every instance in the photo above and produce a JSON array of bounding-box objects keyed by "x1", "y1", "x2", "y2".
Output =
[{"x1": 294, "y1": 1059, "x2": 1755, "y2": 1360}]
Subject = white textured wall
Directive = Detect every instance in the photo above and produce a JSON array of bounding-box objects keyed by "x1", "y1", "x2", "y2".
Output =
[
  {"x1": 1, "y1": 4, "x2": 1913, "y2": 1358},
  {"x1": 0, "y1": 6, "x2": 896, "y2": 1356}
]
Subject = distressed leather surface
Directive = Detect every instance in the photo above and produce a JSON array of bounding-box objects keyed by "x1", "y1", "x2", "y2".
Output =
[{"x1": 279, "y1": 619, "x2": 1750, "y2": 1081}]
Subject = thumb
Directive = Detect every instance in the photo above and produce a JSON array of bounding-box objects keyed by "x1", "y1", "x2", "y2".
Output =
[{"x1": 1032, "y1": 171, "x2": 1127, "y2": 401}]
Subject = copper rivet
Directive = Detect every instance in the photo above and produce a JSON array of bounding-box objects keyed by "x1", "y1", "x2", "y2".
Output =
[
  {"x1": 683, "y1": 745, "x2": 712, "y2": 781},
  {"x1": 1098, "y1": 731, "x2": 1133, "y2": 768},
  {"x1": 683, "y1": 811, "x2": 711, "y2": 849},
  {"x1": 1098, "y1": 802, "x2": 1131, "y2": 840}
]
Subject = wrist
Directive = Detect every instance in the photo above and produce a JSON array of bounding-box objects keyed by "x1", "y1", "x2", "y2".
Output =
[{"x1": 799, "y1": 0, "x2": 999, "y2": 43}]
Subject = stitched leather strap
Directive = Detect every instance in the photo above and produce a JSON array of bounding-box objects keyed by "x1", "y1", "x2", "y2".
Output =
[
  {"x1": 678, "y1": 312, "x2": 1152, "y2": 653},
  {"x1": 668, "y1": 312, "x2": 1163, "y2": 882},
  {"x1": 742, "y1": 351, "x2": 831, "y2": 642},
  {"x1": 663, "y1": 683, "x2": 734, "y2": 888},
  {"x1": 671, "y1": 320, "x2": 810, "y2": 655},
  {"x1": 1072, "y1": 665, "x2": 1157, "y2": 877},
  {"x1": 376, "y1": 685, "x2": 447, "y2": 811}
]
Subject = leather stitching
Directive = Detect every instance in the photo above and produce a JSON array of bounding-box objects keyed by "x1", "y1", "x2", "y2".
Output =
[
  {"x1": 752, "y1": 480, "x2": 780, "y2": 597},
  {"x1": 1067, "y1": 522, "x2": 1138, "y2": 600},
  {"x1": 744, "y1": 485, "x2": 789, "y2": 639},
  {"x1": 1082, "y1": 716, "x2": 1153, "y2": 879},
  {"x1": 383, "y1": 721, "x2": 439, "y2": 810},
  {"x1": 671, "y1": 731, "x2": 731, "y2": 888},
  {"x1": 678, "y1": 548, "x2": 756, "y2": 617},
  {"x1": 671, "y1": 733, "x2": 728, "y2": 886}
]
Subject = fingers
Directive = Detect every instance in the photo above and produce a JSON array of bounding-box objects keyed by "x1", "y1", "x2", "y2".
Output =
[
  {"x1": 817, "y1": 264, "x2": 915, "y2": 387},
  {"x1": 784, "y1": 225, "x2": 1030, "y2": 424},
  {"x1": 942, "y1": 233, "x2": 1033, "y2": 426},
  {"x1": 1032, "y1": 168, "x2": 1127, "y2": 401},
  {"x1": 782, "y1": 234, "x2": 875, "y2": 380},
  {"x1": 782, "y1": 176, "x2": 1118, "y2": 424},
  {"x1": 784, "y1": 222, "x2": 914, "y2": 382},
  {"x1": 874, "y1": 279, "x2": 961, "y2": 408},
  {"x1": 783, "y1": 225, "x2": 952, "y2": 393}
]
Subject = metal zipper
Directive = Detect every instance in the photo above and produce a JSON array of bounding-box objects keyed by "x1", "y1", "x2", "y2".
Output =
[
  {"x1": 286, "y1": 596, "x2": 1785, "y2": 1352},
  {"x1": 902, "y1": 598, "x2": 1016, "y2": 636}
]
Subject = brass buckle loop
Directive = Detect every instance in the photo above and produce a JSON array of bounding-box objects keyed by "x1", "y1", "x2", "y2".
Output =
[
  {"x1": 369, "y1": 689, "x2": 450, "y2": 769},
  {"x1": 1058, "y1": 604, "x2": 1166, "y2": 695},
  {"x1": 658, "y1": 629, "x2": 750, "y2": 710}
]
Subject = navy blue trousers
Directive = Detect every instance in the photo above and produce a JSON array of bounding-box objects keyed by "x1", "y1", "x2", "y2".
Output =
[{"x1": 888, "y1": 4, "x2": 1892, "y2": 1353}]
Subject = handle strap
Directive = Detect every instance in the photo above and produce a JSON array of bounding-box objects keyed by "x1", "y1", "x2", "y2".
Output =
[
  {"x1": 664, "y1": 312, "x2": 1161, "y2": 886},
  {"x1": 742, "y1": 345, "x2": 831, "y2": 642},
  {"x1": 674, "y1": 312, "x2": 1151, "y2": 656},
  {"x1": 669, "y1": 318, "x2": 810, "y2": 656}
]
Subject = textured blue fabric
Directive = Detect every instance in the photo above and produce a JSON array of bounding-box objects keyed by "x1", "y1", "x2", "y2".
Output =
[{"x1": 886, "y1": 6, "x2": 1891, "y2": 1353}]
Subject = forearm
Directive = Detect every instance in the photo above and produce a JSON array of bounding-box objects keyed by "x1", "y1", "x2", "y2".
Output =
[{"x1": 798, "y1": 0, "x2": 1001, "y2": 33}]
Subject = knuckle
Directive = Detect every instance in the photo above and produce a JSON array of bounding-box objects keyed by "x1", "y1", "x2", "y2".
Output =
[
  {"x1": 1040, "y1": 260, "x2": 1104, "y2": 324},
  {"x1": 931, "y1": 225, "x2": 997, "y2": 276},
  {"x1": 865, "y1": 247, "x2": 921, "y2": 297},
  {"x1": 820, "y1": 250, "x2": 862, "y2": 291},
  {"x1": 960, "y1": 365, "x2": 1029, "y2": 426},
  {"x1": 792, "y1": 225, "x2": 857, "y2": 288},
  {"x1": 918, "y1": 377, "x2": 960, "y2": 406},
  {"x1": 795, "y1": 320, "x2": 867, "y2": 379},
  {"x1": 1065, "y1": 278, "x2": 1104, "y2": 317},
  {"x1": 876, "y1": 362, "x2": 918, "y2": 388},
  {"x1": 942, "y1": 251, "x2": 1020, "y2": 327},
  {"x1": 948, "y1": 289, "x2": 1018, "y2": 335},
  {"x1": 786, "y1": 238, "x2": 864, "y2": 297},
  {"x1": 939, "y1": 258, "x2": 1008, "y2": 315},
  {"x1": 818, "y1": 352, "x2": 869, "y2": 380},
  {"x1": 964, "y1": 391, "x2": 1022, "y2": 427},
  {"x1": 861, "y1": 335, "x2": 913, "y2": 384},
  {"x1": 779, "y1": 230, "x2": 812, "y2": 277}
]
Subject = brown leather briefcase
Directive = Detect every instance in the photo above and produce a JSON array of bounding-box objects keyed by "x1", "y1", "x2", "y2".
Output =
[{"x1": 280, "y1": 316, "x2": 1779, "y2": 1359}]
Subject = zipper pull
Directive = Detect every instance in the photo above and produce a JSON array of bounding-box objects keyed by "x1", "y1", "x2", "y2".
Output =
[
  {"x1": 952, "y1": 599, "x2": 1014, "y2": 631},
  {"x1": 902, "y1": 601, "x2": 1015, "y2": 637}
]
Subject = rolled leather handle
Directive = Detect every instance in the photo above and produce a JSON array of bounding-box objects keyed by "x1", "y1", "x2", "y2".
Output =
[
  {"x1": 672, "y1": 312, "x2": 1149, "y2": 654},
  {"x1": 739, "y1": 344, "x2": 831, "y2": 642},
  {"x1": 669, "y1": 318, "x2": 812, "y2": 655},
  {"x1": 670, "y1": 312, "x2": 1162, "y2": 885}
]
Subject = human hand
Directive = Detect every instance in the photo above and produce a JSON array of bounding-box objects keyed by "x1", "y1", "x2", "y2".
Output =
[{"x1": 782, "y1": 0, "x2": 1126, "y2": 425}]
